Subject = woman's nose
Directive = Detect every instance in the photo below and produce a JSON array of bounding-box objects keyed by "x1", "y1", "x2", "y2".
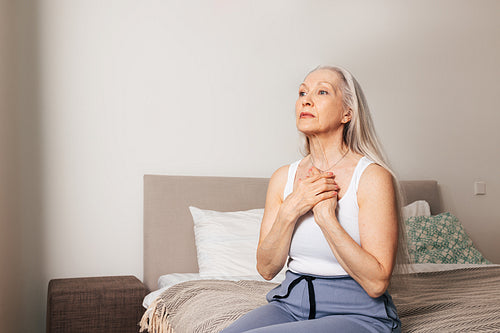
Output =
[{"x1": 302, "y1": 96, "x2": 312, "y2": 106}]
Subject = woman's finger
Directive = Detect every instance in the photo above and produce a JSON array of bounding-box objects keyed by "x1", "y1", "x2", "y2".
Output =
[
  {"x1": 309, "y1": 166, "x2": 321, "y2": 175},
  {"x1": 315, "y1": 190, "x2": 338, "y2": 203},
  {"x1": 309, "y1": 172, "x2": 336, "y2": 184},
  {"x1": 314, "y1": 182, "x2": 340, "y2": 195}
]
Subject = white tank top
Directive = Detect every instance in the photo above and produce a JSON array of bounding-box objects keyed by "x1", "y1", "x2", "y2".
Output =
[{"x1": 285, "y1": 156, "x2": 375, "y2": 277}]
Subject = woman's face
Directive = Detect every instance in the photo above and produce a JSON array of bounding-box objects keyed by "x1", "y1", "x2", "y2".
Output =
[{"x1": 295, "y1": 69, "x2": 351, "y2": 136}]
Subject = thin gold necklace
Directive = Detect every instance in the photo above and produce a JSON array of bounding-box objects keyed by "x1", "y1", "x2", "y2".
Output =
[{"x1": 310, "y1": 150, "x2": 349, "y2": 172}]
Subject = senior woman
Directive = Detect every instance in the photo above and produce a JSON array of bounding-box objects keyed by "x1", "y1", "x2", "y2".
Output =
[{"x1": 222, "y1": 66, "x2": 405, "y2": 333}]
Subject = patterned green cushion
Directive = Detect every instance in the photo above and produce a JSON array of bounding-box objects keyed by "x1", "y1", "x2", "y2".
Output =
[{"x1": 405, "y1": 212, "x2": 491, "y2": 264}]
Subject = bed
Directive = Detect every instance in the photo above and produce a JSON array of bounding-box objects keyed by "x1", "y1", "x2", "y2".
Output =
[{"x1": 140, "y1": 175, "x2": 500, "y2": 333}]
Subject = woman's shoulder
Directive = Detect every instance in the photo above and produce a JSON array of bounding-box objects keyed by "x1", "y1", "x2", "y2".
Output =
[
  {"x1": 269, "y1": 162, "x2": 294, "y2": 187},
  {"x1": 271, "y1": 164, "x2": 289, "y2": 179},
  {"x1": 268, "y1": 159, "x2": 302, "y2": 201},
  {"x1": 360, "y1": 156, "x2": 391, "y2": 176},
  {"x1": 357, "y1": 161, "x2": 395, "y2": 203},
  {"x1": 271, "y1": 158, "x2": 303, "y2": 180},
  {"x1": 359, "y1": 157, "x2": 393, "y2": 183}
]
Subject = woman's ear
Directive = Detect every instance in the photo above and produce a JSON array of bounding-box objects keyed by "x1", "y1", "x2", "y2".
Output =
[{"x1": 342, "y1": 109, "x2": 352, "y2": 124}]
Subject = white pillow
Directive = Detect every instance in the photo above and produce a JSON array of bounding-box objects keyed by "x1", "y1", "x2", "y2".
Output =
[
  {"x1": 402, "y1": 200, "x2": 431, "y2": 220},
  {"x1": 189, "y1": 206, "x2": 268, "y2": 277}
]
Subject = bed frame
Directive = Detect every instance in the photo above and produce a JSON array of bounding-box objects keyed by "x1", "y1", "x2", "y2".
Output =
[{"x1": 143, "y1": 175, "x2": 443, "y2": 291}]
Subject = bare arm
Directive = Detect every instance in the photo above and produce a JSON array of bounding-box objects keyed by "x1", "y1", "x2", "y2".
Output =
[
  {"x1": 313, "y1": 164, "x2": 398, "y2": 298},
  {"x1": 256, "y1": 166, "x2": 295, "y2": 280}
]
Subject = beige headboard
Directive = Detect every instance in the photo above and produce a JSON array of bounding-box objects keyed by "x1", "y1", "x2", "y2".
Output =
[{"x1": 143, "y1": 175, "x2": 442, "y2": 291}]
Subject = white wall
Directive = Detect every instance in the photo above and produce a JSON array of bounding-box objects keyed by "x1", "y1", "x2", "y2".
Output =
[{"x1": 5, "y1": 0, "x2": 500, "y2": 331}]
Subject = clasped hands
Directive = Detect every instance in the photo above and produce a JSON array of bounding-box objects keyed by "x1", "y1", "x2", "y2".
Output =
[{"x1": 295, "y1": 166, "x2": 340, "y2": 225}]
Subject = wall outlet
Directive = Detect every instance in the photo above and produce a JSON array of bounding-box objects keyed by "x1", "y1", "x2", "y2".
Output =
[{"x1": 474, "y1": 181, "x2": 486, "y2": 195}]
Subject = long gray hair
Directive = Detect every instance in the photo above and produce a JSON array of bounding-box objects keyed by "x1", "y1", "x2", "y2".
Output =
[{"x1": 299, "y1": 65, "x2": 410, "y2": 278}]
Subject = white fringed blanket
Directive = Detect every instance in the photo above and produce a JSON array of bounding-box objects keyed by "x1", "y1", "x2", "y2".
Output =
[{"x1": 140, "y1": 267, "x2": 500, "y2": 333}]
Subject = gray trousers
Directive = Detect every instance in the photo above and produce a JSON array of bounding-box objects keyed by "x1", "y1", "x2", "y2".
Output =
[{"x1": 221, "y1": 271, "x2": 401, "y2": 333}]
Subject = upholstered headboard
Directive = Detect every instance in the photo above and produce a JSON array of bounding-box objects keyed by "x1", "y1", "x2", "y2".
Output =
[{"x1": 143, "y1": 175, "x2": 442, "y2": 291}]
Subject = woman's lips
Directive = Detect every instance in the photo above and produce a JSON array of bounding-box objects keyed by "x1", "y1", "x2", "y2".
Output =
[{"x1": 300, "y1": 112, "x2": 315, "y2": 118}]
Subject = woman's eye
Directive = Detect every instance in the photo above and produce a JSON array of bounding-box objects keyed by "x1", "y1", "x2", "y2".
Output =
[
  {"x1": 319, "y1": 90, "x2": 328, "y2": 95},
  {"x1": 299, "y1": 91, "x2": 307, "y2": 97}
]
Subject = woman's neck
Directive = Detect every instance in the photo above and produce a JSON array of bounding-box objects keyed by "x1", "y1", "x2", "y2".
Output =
[{"x1": 308, "y1": 133, "x2": 349, "y2": 172}]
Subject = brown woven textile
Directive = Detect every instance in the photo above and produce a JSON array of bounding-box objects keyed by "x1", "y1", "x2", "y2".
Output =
[
  {"x1": 391, "y1": 266, "x2": 500, "y2": 332},
  {"x1": 140, "y1": 280, "x2": 275, "y2": 333},
  {"x1": 47, "y1": 275, "x2": 149, "y2": 333},
  {"x1": 140, "y1": 267, "x2": 500, "y2": 333}
]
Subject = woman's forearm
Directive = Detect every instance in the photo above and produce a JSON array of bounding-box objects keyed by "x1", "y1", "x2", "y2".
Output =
[
  {"x1": 315, "y1": 214, "x2": 396, "y2": 298},
  {"x1": 256, "y1": 208, "x2": 297, "y2": 280}
]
